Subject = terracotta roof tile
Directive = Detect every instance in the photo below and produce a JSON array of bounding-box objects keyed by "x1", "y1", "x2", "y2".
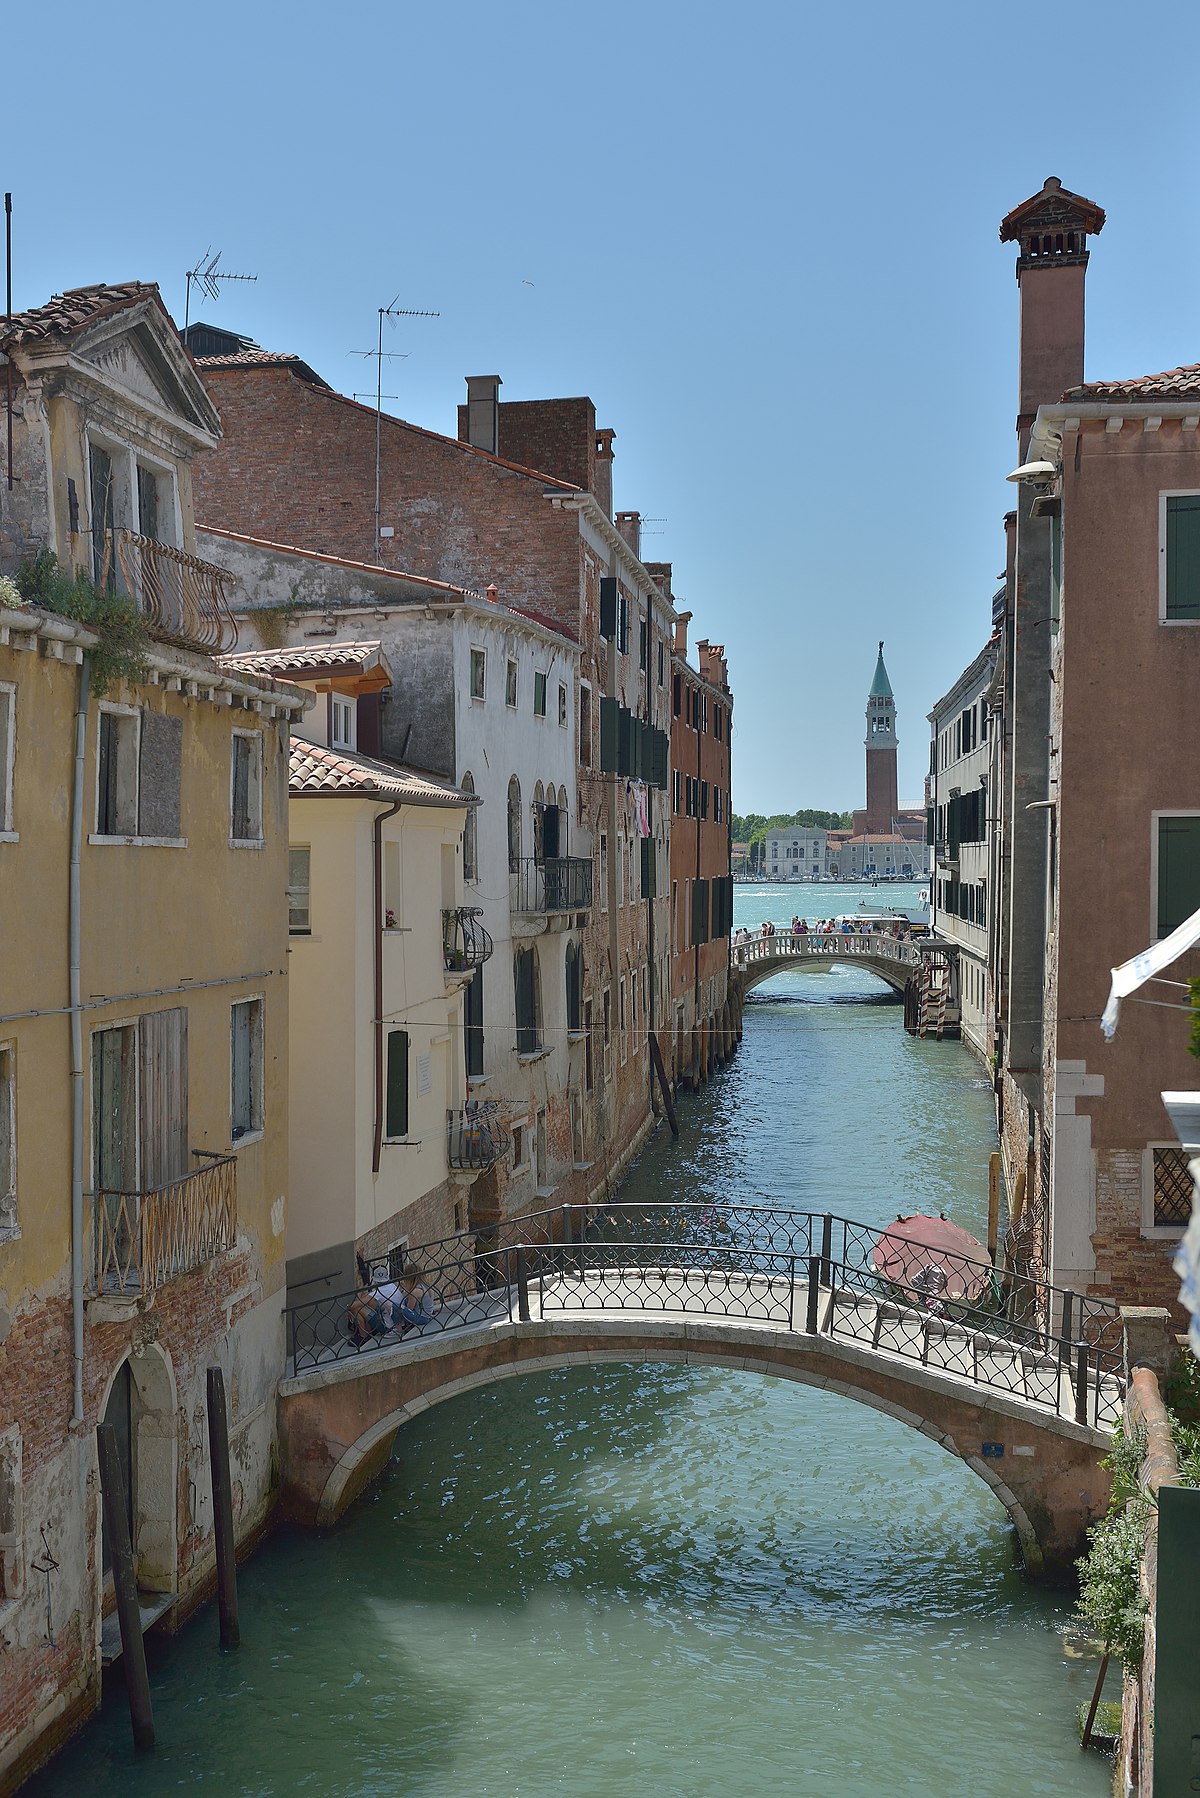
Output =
[
  {"x1": 217, "y1": 641, "x2": 385, "y2": 678},
  {"x1": 193, "y1": 348, "x2": 330, "y2": 387},
  {"x1": 289, "y1": 738, "x2": 476, "y2": 805},
  {"x1": 0, "y1": 281, "x2": 165, "y2": 351},
  {"x1": 1064, "y1": 364, "x2": 1200, "y2": 402}
]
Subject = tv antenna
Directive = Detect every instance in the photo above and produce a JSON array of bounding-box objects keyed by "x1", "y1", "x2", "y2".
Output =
[
  {"x1": 183, "y1": 248, "x2": 258, "y2": 331},
  {"x1": 351, "y1": 297, "x2": 439, "y2": 561}
]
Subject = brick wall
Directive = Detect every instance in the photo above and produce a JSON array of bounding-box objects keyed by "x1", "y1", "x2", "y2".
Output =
[
  {"x1": 457, "y1": 396, "x2": 599, "y2": 496},
  {"x1": 192, "y1": 369, "x2": 583, "y2": 634}
]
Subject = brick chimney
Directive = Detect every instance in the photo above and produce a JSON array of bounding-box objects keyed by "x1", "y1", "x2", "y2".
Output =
[
  {"x1": 999, "y1": 176, "x2": 1105, "y2": 454},
  {"x1": 615, "y1": 511, "x2": 641, "y2": 558},
  {"x1": 673, "y1": 610, "x2": 692, "y2": 657},
  {"x1": 594, "y1": 429, "x2": 615, "y2": 520},
  {"x1": 463, "y1": 376, "x2": 501, "y2": 455}
]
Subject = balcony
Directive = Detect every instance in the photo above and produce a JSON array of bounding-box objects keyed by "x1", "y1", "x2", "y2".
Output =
[
  {"x1": 116, "y1": 530, "x2": 239, "y2": 655},
  {"x1": 443, "y1": 906, "x2": 494, "y2": 975},
  {"x1": 446, "y1": 1103, "x2": 507, "y2": 1172},
  {"x1": 511, "y1": 856, "x2": 593, "y2": 915},
  {"x1": 935, "y1": 839, "x2": 959, "y2": 869},
  {"x1": 86, "y1": 1150, "x2": 237, "y2": 1298}
]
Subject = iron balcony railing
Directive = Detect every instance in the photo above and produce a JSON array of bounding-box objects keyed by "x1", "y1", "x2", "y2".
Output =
[
  {"x1": 511, "y1": 855, "x2": 593, "y2": 915},
  {"x1": 86, "y1": 1149, "x2": 237, "y2": 1299},
  {"x1": 282, "y1": 1202, "x2": 1126, "y2": 1433},
  {"x1": 446, "y1": 1102, "x2": 507, "y2": 1172},
  {"x1": 442, "y1": 906, "x2": 494, "y2": 974},
  {"x1": 116, "y1": 530, "x2": 239, "y2": 655}
]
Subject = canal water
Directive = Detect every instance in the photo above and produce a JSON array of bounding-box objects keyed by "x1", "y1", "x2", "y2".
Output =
[{"x1": 33, "y1": 883, "x2": 1112, "y2": 1796}]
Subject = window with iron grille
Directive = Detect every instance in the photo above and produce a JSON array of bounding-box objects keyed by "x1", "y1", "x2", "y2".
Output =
[
  {"x1": 231, "y1": 730, "x2": 263, "y2": 843},
  {"x1": 1153, "y1": 1147, "x2": 1193, "y2": 1227}
]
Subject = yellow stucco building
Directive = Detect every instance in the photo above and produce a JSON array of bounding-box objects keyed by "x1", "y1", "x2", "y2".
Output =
[{"x1": 0, "y1": 283, "x2": 307, "y2": 1782}]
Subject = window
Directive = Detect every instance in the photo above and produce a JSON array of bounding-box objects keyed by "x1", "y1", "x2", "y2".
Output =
[
  {"x1": 579, "y1": 684, "x2": 592, "y2": 767},
  {"x1": 1156, "y1": 815, "x2": 1200, "y2": 937},
  {"x1": 506, "y1": 659, "x2": 519, "y2": 708},
  {"x1": 89, "y1": 443, "x2": 118, "y2": 592},
  {"x1": 584, "y1": 999, "x2": 594, "y2": 1092},
  {"x1": 673, "y1": 770, "x2": 683, "y2": 815},
  {"x1": 617, "y1": 594, "x2": 629, "y2": 656},
  {"x1": 600, "y1": 833, "x2": 608, "y2": 911},
  {"x1": 1149, "y1": 1145, "x2": 1193, "y2": 1230},
  {"x1": 714, "y1": 788, "x2": 723, "y2": 824},
  {"x1": 95, "y1": 706, "x2": 183, "y2": 842},
  {"x1": 558, "y1": 682, "x2": 568, "y2": 728},
  {"x1": 136, "y1": 463, "x2": 160, "y2": 542},
  {"x1": 231, "y1": 731, "x2": 263, "y2": 843},
  {"x1": 514, "y1": 947, "x2": 541, "y2": 1053},
  {"x1": 331, "y1": 694, "x2": 355, "y2": 750},
  {"x1": 470, "y1": 648, "x2": 487, "y2": 700},
  {"x1": 639, "y1": 617, "x2": 648, "y2": 672},
  {"x1": 673, "y1": 673, "x2": 681, "y2": 718},
  {"x1": 512, "y1": 1122, "x2": 527, "y2": 1169},
  {"x1": 461, "y1": 773, "x2": 477, "y2": 881},
  {"x1": 619, "y1": 978, "x2": 627, "y2": 1062},
  {"x1": 565, "y1": 941, "x2": 582, "y2": 1032},
  {"x1": 657, "y1": 640, "x2": 665, "y2": 686},
  {"x1": 231, "y1": 999, "x2": 263, "y2": 1142},
  {"x1": 507, "y1": 777, "x2": 522, "y2": 872},
  {"x1": 533, "y1": 671, "x2": 547, "y2": 718},
  {"x1": 288, "y1": 847, "x2": 311, "y2": 933},
  {"x1": 1163, "y1": 494, "x2": 1200, "y2": 622},
  {"x1": 465, "y1": 968, "x2": 484, "y2": 1078},
  {"x1": 0, "y1": 685, "x2": 14, "y2": 837},
  {"x1": 385, "y1": 1029, "x2": 409, "y2": 1138},
  {"x1": 0, "y1": 1044, "x2": 15, "y2": 1237}
]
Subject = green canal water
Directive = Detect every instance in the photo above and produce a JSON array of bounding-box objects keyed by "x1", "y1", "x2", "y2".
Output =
[{"x1": 33, "y1": 883, "x2": 1113, "y2": 1796}]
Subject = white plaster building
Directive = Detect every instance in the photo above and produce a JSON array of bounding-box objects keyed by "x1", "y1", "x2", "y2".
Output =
[
  {"x1": 927, "y1": 639, "x2": 999, "y2": 1061},
  {"x1": 764, "y1": 827, "x2": 829, "y2": 880}
]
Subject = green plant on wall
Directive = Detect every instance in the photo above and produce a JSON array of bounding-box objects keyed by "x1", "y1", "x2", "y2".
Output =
[
  {"x1": 253, "y1": 583, "x2": 305, "y2": 649},
  {"x1": 15, "y1": 551, "x2": 149, "y2": 697},
  {"x1": 1188, "y1": 978, "x2": 1200, "y2": 1060}
]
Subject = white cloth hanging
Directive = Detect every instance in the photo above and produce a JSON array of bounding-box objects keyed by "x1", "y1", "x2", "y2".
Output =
[{"x1": 1101, "y1": 903, "x2": 1200, "y2": 1039}]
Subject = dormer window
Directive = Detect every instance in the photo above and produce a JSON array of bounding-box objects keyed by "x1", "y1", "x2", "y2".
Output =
[{"x1": 331, "y1": 694, "x2": 355, "y2": 750}]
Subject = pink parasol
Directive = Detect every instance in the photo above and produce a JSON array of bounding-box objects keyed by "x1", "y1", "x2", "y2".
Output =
[{"x1": 873, "y1": 1214, "x2": 991, "y2": 1303}]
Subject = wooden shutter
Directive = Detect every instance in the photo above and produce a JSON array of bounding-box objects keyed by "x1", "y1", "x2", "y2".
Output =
[
  {"x1": 599, "y1": 577, "x2": 617, "y2": 639},
  {"x1": 515, "y1": 950, "x2": 537, "y2": 1052},
  {"x1": 1166, "y1": 496, "x2": 1200, "y2": 621},
  {"x1": 691, "y1": 879, "x2": 710, "y2": 946},
  {"x1": 465, "y1": 969, "x2": 484, "y2": 1077},
  {"x1": 641, "y1": 837, "x2": 656, "y2": 900},
  {"x1": 386, "y1": 1029, "x2": 409, "y2": 1137},
  {"x1": 139, "y1": 1008, "x2": 188, "y2": 1188},
  {"x1": 138, "y1": 711, "x2": 183, "y2": 839},
  {"x1": 137, "y1": 465, "x2": 160, "y2": 543},
  {"x1": 1158, "y1": 816, "x2": 1200, "y2": 935},
  {"x1": 231, "y1": 1003, "x2": 253, "y2": 1139},
  {"x1": 600, "y1": 697, "x2": 620, "y2": 773},
  {"x1": 93, "y1": 1026, "x2": 137, "y2": 1191},
  {"x1": 232, "y1": 737, "x2": 251, "y2": 839}
]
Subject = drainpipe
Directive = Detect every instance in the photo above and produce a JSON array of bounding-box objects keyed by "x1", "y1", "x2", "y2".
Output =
[
  {"x1": 69, "y1": 655, "x2": 91, "y2": 1425},
  {"x1": 372, "y1": 799, "x2": 403, "y2": 1174}
]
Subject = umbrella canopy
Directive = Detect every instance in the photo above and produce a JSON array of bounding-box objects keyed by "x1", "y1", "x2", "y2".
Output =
[{"x1": 873, "y1": 1214, "x2": 990, "y2": 1303}]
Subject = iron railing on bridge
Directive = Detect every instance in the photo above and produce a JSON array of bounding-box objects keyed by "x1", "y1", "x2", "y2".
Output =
[
  {"x1": 283, "y1": 1203, "x2": 1124, "y2": 1427},
  {"x1": 731, "y1": 929, "x2": 923, "y2": 974}
]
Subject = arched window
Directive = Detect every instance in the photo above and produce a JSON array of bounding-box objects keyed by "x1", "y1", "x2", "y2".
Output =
[
  {"x1": 565, "y1": 940, "x2": 582, "y2": 1032},
  {"x1": 557, "y1": 785, "x2": 569, "y2": 854},
  {"x1": 515, "y1": 945, "x2": 541, "y2": 1053},
  {"x1": 532, "y1": 781, "x2": 545, "y2": 863},
  {"x1": 461, "y1": 772, "x2": 477, "y2": 882},
  {"x1": 507, "y1": 777, "x2": 521, "y2": 872}
]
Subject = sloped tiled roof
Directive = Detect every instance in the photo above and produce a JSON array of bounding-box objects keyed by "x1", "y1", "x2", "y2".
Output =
[
  {"x1": 1064, "y1": 364, "x2": 1200, "y2": 402},
  {"x1": 0, "y1": 281, "x2": 165, "y2": 351},
  {"x1": 194, "y1": 347, "x2": 329, "y2": 387},
  {"x1": 289, "y1": 738, "x2": 476, "y2": 805},
  {"x1": 217, "y1": 641, "x2": 385, "y2": 679}
]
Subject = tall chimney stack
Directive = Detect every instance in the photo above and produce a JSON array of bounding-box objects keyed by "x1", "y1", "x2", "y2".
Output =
[
  {"x1": 464, "y1": 376, "x2": 502, "y2": 455},
  {"x1": 615, "y1": 510, "x2": 641, "y2": 559},
  {"x1": 998, "y1": 177, "x2": 1105, "y2": 454},
  {"x1": 594, "y1": 428, "x2": 615, "y2": 520}
]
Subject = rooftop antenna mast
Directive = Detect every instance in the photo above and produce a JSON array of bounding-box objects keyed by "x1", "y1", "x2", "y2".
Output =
[
  {"x1": 5, "y1": 193, "x2": 13, "y2": 491},
  {"x1": 352, "y1": 297, "x2": 439, "y2": 562},
  {"x1": 183, "y1": 248, "x2": 258, "y2": 332}
]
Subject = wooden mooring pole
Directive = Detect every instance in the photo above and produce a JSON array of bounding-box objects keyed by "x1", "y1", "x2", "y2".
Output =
[
  {"x1": 96, "y1": 1423, "x2": 155, "y2": 1752},
  {"x1": 206, "y1": 1366, "x2": 241, "y2": 1649},
  {"x1": 648, "y1": 1032, "x2": 679, "y2": 1138},
  {"x1": 987, "y1": 1151, "x2": 1001, "y2": 1263},
  {"x1": 1080, "y1": 1649, "x2": 1110, "y2": 1750}
]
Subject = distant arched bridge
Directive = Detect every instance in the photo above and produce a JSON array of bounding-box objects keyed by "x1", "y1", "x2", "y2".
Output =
[
  {"x1": 279, "y1": 1204, "x2": 1124, "y2": 1576},
  {"x1": 730, "y1": 929, "x2": 960, "y2": 1036}
]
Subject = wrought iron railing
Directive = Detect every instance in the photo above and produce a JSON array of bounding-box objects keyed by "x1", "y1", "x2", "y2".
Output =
[
  {"x1": 731, "y1": 928, "x2": 923, "y2": 972},
  {"x1": 86, "y1": 1150, "x2": 237, "y2": 1299},
  {"x1": 116, "y1": 530, "x2": 239, "y2": 655},
  {"x1": 442, "y1": 906, "x2": 493, "y2": 973},
  {"x1": 282, "y1": 1202, "x2": 1125, "y2": 1426},
  {"x1": 511, "y1": 856, "x2": 593, "y2": 914},
  {"x1": 447, "y1": 1102, "x2": 507, "y2": 1171}
]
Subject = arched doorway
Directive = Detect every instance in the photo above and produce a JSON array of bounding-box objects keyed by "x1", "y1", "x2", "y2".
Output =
[{"x1": 98, "y1": 1345, "x2": 178, "y2": 1595}]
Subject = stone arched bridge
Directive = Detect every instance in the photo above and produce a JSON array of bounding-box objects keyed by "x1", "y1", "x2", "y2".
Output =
[
  {"x1": 730, "y1": 928, "x2": 961, "y2": 1036},
  {"x1": 279, "y1": 1206, "x2": 1125, "y2": 1577}
]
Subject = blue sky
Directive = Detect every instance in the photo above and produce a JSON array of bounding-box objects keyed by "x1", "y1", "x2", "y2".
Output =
[{"x1": 7, "y1": 0, "x2": 1200, "y2": 813}]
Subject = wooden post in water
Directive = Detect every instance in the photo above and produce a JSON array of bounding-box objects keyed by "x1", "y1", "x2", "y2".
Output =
[
  {"x1": 96, "y1": 1422, "x2": 155, "y2": 1753},
  {"x1": 987, "y1": 1152, "x2": 1001, "y2": 1263},
  {"x1": 206, "y1": 1366, "x2": 240, "y2": 1649},
  {"x1": 648, "y1": 1032, "x2": 679, "y2": 1137}
]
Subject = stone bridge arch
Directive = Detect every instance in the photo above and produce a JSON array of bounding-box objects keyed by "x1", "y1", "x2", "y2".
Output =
[{"x1": 278, "y1": 1316, "x2": 1110, "y2": 1578}]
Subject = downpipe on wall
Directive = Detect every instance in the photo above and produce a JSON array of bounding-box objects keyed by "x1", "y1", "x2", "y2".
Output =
[
  {"x1": 372, "y1": 800, "x2": 404, "y2": 1175},
  {"x1": 69, "y1": 655, "x2": 91, "y2": 1426}
]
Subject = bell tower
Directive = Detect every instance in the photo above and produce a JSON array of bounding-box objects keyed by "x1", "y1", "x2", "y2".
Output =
[{"x1": 865, "y1": 642, "x2": 898, "y2": 835}]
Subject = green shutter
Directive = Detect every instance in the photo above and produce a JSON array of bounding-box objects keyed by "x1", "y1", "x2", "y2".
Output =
[
  {"x1": 600, "y1": 697, "x2": 620, "y2": 772},
  {"x1": 1166, "y1": 496, "x2": 1200, "y2": 621},
  {"x1": 599, "y1": 577, "x2": 617, "y2": 639},
  {"x1": 640, "y1": 837, "x2": 656, "y2": 899},
  {"x1": 1158, "y1": 816, "x2": 1200, "y2": 936},
  {"x1": 691, "y1": 878, "x2": 710, "y2": 946},
  {"x1": 386, "y1": 1029, "x2": 409, "y2": 1138}
]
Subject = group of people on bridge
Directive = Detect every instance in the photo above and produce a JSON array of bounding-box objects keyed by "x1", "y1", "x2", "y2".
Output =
[{"x1": 733, "y1": 918, "x2": 916, "y2": 944}]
